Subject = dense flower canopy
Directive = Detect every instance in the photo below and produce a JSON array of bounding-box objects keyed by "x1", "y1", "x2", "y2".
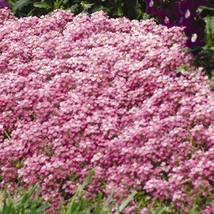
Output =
[{"x1": 0, "y1": 8, "x2": 213, "y2": 213}]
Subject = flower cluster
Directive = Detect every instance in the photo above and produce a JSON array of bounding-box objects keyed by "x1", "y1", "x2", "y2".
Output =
[
  {"x1": 144, "y1": 0, "x2": 212, "y2": 48},
  {"x1": 0, "y1": 9, "x2": 213, "y2": 212}
]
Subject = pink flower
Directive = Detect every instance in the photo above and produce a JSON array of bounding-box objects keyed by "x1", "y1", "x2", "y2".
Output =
[{"x1": 0, "y1": 9, "x2": 213, "y2": 213}]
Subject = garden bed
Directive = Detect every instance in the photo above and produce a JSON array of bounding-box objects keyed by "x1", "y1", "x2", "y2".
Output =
[{"x1": 0, "y1": 7, "x2": 213, "y2": 213}]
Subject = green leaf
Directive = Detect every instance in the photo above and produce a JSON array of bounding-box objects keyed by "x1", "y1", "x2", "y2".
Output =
[
  {"x1": 115, "y1": 191, "x2": 137, "y2": 214},
  {"x1": 66, "y1": 169, "x2": 95, "y2": 214},
  {"x1": 2, "y1": 188, "x2": 13, "y2": 214},
  {"x1": 176, "y1": 64, "x2": 189, "y2": 75},
  {"x1": 36, "y1": 203, "x2": 50, "y2": 213},
  {"x1": 80, "y1": 1, "x2": 94, "y2": 10},
  {"x1": 27, "y1": 8, "x2": 36, "y2": 16},
  {"x1": 113, "y1": 7, "x2": 124, "y2": 17},
  {"x1": 0, "y1": 185, "x2": 49, "y2": 214},
  {"x1": 20, "y1": 185, "x2": 38, "y2": 206},
  {"x1": 70, "y1": 4, "x2": 79, "y2": 13},
  {"x1": 101, "y1": 191, "x2": 114, "y2": 213},
  {"x1": 200, "y1": 6, "x2": 214, "y2": 12},
  {"x1": 33, "y1": 2, "x2": 52, "y2": 10},
  {"x1": 76, "y1": 169, "x2": 95, "y2": 195},
  {"x1": 94, "y1": 193, "x2": 102, "y2": 214},
  {"x1": 63, "y1": 0, "x2": 69, "y2": 4},
  {"x1": 54, "y1": 0, "x2": 64, "y2": 9},
  {"x1": 13, "y1": 0, "x2": 32, "y2": 11}
]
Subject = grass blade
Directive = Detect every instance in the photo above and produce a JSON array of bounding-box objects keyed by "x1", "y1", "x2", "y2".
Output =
[{"x1": 115, "y1": 191, "x2": 137, "y2": 214}]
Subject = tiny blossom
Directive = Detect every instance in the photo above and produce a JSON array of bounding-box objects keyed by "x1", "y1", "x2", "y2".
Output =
[{"x1": 0, "y1": 8, "x2": 213, "y2": 213}]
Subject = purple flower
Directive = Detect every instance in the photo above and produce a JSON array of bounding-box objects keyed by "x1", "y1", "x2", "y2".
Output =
[
  {"x1": 176, "y1": 0, "x2": 207, "y2": 26},
  {"x1": 185, "y1": 19, "x2": 206, "y2": 48},
  {"x1": 144, "y1": 0, "x2": 160, "y2": 15},
  {"x1": 155, "y1": 4, "x2": 177, "y2": 27},
  {"x1": 0, "y1": 0, "x2": 11, "y2": 9}
]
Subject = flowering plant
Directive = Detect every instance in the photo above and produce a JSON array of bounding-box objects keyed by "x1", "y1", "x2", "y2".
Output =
[
  {"x1": 144, "y1": 1, "x2": 212, "y2": 47},
  {"x1": 5, "y1": 1, "x2": 214, "y2": 78},
  {"x1": 0, "y1": 8, "x2": 213, "y2": 212},
  {"x1": 144, "y1": 0, "x2": 214, "y2": 77}
]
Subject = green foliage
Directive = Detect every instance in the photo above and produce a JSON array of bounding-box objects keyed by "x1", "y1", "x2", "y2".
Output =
[
  {"x1": 61, "y1": 169, "x2": 137, "y2": 214},
  {"x1": 8, "y1": 0, "x2": 76, "y2": 17},
  {"x1": 193, "y1": 6, "x2": 214, "y2": 78},
  {"x1": 0, "y1": 185, "x2": 50, "y2": 214},
  {"x1": 134, "y1": 187, "x2": 214, "y2": 214},
  {"x1": 7, "y1": 0, "x2": 147, "y2": 19},
  {"x1": 203, "y1": 15, "x2": 214, "y2": 78},
  {"x1": 134, "y1": 190, "x2": 176, "y2": 214},
  {"x1": 0, "y1": 169, "x2": 136, "y2": 213},
  {"x1": 176, "y1": 64, "x2": 189, "y2": 76},
  {"x1": 0, "y1": 171, "x2": 212, "y2": 213},
  {"x1": 84, "y1": 0, "x2": 147, "y2": 20}
]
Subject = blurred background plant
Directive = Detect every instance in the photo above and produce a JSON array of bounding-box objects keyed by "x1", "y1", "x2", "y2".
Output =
[
  {"x1": 6, "y1": 0, "x2": 76, "y2": 17},
  {"x1": 5, "y1": 0, "x2": 148, "y2": 19},
  {"x1": 196, "y1": 6, "x2": 214, "y2": 78}
]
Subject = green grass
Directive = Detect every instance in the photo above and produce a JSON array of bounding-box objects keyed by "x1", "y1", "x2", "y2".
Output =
[
  {"x1": 1, "y1": 169, "x2": 211, "y2": 214},
  {"x1": 0, "y1": 169, "x2": 137, "y2": 214}
]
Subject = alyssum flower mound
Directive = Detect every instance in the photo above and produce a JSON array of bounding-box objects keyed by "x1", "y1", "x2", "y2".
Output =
[{"x1": 0, "y1": 8, "x2": 213, "y2": 212}]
